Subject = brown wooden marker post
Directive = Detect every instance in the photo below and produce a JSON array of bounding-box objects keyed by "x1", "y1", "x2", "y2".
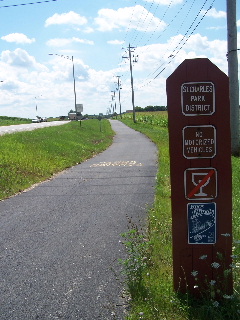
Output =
[{"x1": 166, "y1": 58, "x2": 233, "y2": 296}]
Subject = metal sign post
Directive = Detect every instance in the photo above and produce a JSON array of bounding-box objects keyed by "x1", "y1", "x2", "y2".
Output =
[{"x1": 166, "y1": 58, "x2": 232, "y2": 296}]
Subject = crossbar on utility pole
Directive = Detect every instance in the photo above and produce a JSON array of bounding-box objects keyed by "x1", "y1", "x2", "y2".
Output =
[{"x1": 227, "y1": 0, "x2": 240, "y2": 155}]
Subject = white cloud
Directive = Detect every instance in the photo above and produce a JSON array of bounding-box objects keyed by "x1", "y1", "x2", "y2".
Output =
[
  {"x1": 126, "y1": 32, "x2": 228, "y2": 85},
  {"x1": 0, "y1": 79, "x2": 20, "y2": 91},
  {"x1": 83, "y1": 27, "x2": 94, "y2": 34},
  {"x1": 183, "y1": 34, "x2": 227, "y2": 63},
  {"x1": 95, "y1": 5, "x2": 166, "y2": 32},
  {"x1": 1, "y1": 33, "x2": 35, "y2": 44},
  {"x1": 107, "y1": 40, "x2": 125, "y2": 45},
  {"x1": 237, "y1": 20, "x2": 240, "y2": 27},
  {"x1": 201, "y1": 7, "x2": 226, "y2": 19},
  {"x1": 122, "y1": 33, "x2": 229, "y2": 109},
  {"x1": 207, "y1": 26, "x2": 226, "y2": 31},
  {"x1": 45, "y1": 11, "x2": 88, "y2": 27},
  {"x1": 0, "y1": 50, "x2": 94, "y2": 118},
  {"x1": 1, "y1": 48, "x2": 47, "y2": 70},
  {"x1": 0, "y1": 32, "x2": 234, "y2": 119},
  {"x1": 49, "y1": 55, "x2": 90, "y2": 82},
  {"x1": 46, "y1": 37, "x2": 94, "y2": 47}
]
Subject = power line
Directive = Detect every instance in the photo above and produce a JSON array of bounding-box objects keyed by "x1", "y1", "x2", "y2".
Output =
[
  {"x1": 148, "y1": 0, "x2": 207, "y2": 80},
  {"x1": 134, "y1": 2, "x2": 162, "y2": 48},
  {"x1": 153, "y1": 0, "x2": 216, "y2": 80},
  {"x1": 137, "y1": 0, "x2": 216, "y2": 90},
  {"x1": 141, "y1": 0, "x2": 173, "y2": 47},
  {"x1": 131, "y1": 1, "x2": 155, "y2": 45},
  {"x1": 123, "y1": 0, "x2": 138, "y2": 44},
  {"x1": 120, "y1": 1, "x2": 164, "y2": 86},
  {"x1": 120, "y1": 0, "x2": 167, "y2": 84},
  {"x1": 137, "y1": 0, "x2": 187, "y2": 57},
  {"x1": 156, "y1": 0, "x2": 192, "y2": 42},
  {"x1": 131, "y1": 0, "x2": 173, "y2": 49},
  {"x1": 132, "y1": 0, "x2": 191, "y2": 88},
  {"x1": 0, "y1": 0, "x2": 59, "y2": 9},
  {"x1": 169, "y1": 0, "x2": 210, "y2": 58}
]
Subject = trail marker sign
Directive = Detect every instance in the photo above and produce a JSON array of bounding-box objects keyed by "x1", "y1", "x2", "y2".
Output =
[{"x1": 166, "y1": 58, "x2": 232, "y2": 295}]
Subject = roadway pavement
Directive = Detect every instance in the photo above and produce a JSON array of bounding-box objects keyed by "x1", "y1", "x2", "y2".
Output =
[
  {"x1": 0, "y1": 120, "x2": 158, "y2": 319},
  {"x1": 0, "y1": 120, "x2": 70, "y2": 136}
]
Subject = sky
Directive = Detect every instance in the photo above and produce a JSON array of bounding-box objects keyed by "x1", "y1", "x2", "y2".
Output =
[{"x1": 0, "y1": 0, "x2": 239, "y2": 118}]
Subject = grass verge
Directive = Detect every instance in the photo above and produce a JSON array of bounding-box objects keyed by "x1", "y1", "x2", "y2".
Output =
[
  {"x1": 121, "y1": 113, "x2": 240, "y2": 320},
  {"x1": 0, "y1": 116, "x2": 31, "y2": 126},
  {"x1": 0, "y1": 120, "x2": 114, "y2": 200}
]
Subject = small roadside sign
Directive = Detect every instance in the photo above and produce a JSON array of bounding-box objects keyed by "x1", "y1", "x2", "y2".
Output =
[
  {"x1": 76, "y1": 104, "x2": 83, "y2": 113},
  {"x1": 184, "y1": 168, "x2": 217, "y2": 200},
  {"x1": 183, "y1": 125, "x2": 216, "y2": 159},
  {"x1": 188, "y1": 203, "x2": 216, "y2": 244}
]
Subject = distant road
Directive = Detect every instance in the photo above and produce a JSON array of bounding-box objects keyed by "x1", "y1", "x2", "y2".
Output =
[{"x1": 0, "y1": 120, "x2": 70, "y2": 136}]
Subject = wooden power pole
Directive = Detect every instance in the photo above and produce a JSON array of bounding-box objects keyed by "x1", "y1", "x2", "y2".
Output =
[
  {"x1": 116, "y1": 76, "x2": 122, "y2": 119},
  {"x1": 227, "y1": 0, "x2": 239, "y2": 155},
  {"x1": 123, "y1": 44, "x2": 137, "y2": 123}
]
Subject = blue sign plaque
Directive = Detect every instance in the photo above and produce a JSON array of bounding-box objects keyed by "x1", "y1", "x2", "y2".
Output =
[{"x1": 188, "y1": 203, "x2": 216, "y2": 244}]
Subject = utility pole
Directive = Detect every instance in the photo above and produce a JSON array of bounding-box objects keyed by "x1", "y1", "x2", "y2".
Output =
[
  {"x1": 123, "y1": 44, "x2": 138, "y2": 123},
  {"x1": 227, "y1": 0, "x2": 239, "y2": 155},
  {"x1": 116, "y1": 76, "x2": 122, "y2": 118},
  {"x1": 111, "y1": 91, "x2": 115, "y2": 108},
  {"x1": 49, "y1": 54, "x2": 77, "y2": 115},
  {"x1": 71, "y1": 56, "x2": 77, "y2": 115},
  {"x1": 111, "y1": 91, "x2": 115, "y2": 115}
]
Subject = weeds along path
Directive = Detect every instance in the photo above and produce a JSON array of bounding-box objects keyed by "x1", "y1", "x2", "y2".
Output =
[{"x1": 0, "y1": 120, "x2": 157, "y2": 320}]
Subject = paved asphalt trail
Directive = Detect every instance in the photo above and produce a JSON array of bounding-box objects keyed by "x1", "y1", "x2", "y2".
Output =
[{"x1": 0, "y1": 120, "x2": 157, "y2": 320}]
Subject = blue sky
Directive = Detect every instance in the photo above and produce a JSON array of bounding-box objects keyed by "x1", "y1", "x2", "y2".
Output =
[{"x1": 0, "y1": 0, "x2": 239, "y2": 118}]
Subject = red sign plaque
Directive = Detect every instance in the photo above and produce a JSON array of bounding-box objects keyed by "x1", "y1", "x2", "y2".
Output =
[{"x1": 181, "y1": 82, "x2": 215, "y2": 116}]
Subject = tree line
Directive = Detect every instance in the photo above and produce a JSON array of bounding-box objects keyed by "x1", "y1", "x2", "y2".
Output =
[{"x1": 135, "y1": 105, "x2": 167, "y2": 112}]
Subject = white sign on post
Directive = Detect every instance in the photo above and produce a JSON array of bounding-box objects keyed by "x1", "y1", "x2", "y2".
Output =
[
  {"x1": 181, "y1": 82, "x2": 215, "y2": 116},
  {"x1": 76, "y1": 104, "x2": 83, "y2": 113}
]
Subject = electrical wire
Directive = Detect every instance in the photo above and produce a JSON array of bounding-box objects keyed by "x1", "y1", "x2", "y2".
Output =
[
  {"x1": 0, "y1": 0, "x2": 59, "y2": 9},
  {"x1": 169, "y1": 0, "x2": 210, "y2": 58},
  {"x1": 114, "y1": 0, "x2": 217, "y2": 108},
  {"x1": 157, "y1": 1, "x2": 216, "y2": 82},
  {"x1": 146, "y1": 0, "x2": 198, "y2": 80},
  {"x1": 138, "y1": 0, "x2": 173, "y2": 48},
  {"x1": 123, "y1": 0, "x2": 138, "y2": 44},
  {"x1": 138, "y1": 0, "x2": 216, "y2": 89},
  {"x1": 137, "y1": 0, "x2": 187, "y2": 58},
  {"x1": 120, "y1": 1, "x2": 165, "y2": 89},
  {"x1": 131, "y1": 1, "x2": 154, "y2": 46},
  {"x1": 156, "y1": 0, "x2": 192, "y2": 41}
]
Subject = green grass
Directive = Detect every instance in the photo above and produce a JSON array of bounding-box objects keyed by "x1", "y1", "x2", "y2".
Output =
[
  {"x1": 0, "y1": 116, "x2": 32, "y2": 126},
  {"x1": 0, "y1": 120, "x2": 114, "y2": 200},
  {"x1": 121, "y1": 113, "x2": 240, "y2": 320}
]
